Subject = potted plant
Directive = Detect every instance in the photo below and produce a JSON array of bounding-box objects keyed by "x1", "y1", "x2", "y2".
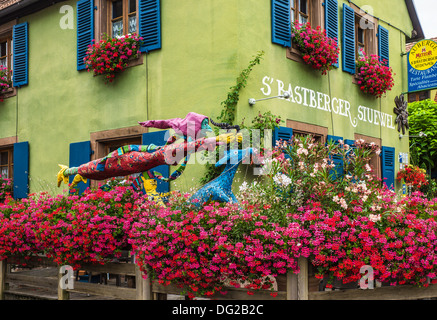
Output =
[
  {"x1": 356, "y1": 50, "x2": 394, "y2": 98},
  {"x1": 0, "y1": 66, "x2": 12, "y2": 102},
  {"x1": 291, "y1": 22, "x2": 339, "y2": 75},
  {"x1": 84, "y1": 33, "x2": 143, "y2": 83},
  {"x1": 396, "y1": 164, "x2": 428, "y2": 193}
]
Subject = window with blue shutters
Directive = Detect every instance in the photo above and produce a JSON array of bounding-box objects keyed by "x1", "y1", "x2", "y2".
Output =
[
  {"x1": 76, "y1": 0, "x2": 94, "y2": 71},
  {"x1": 13, "y1": 141, "x2": 29, "y2": 199},
  {"x1": 341, "y1": 3, "x2": 385, "y2": 75},
  {"x1": 381, "y1": 146, "x2": 395, "y2": 190},
  {"x1": 77, "y1": 0, "x2": 161, "y2": 69},
  {"x1": 273, "y1": 126, "x2": 293, "y2": 148},
  {"x1": 327, "y1": 135, "x2": 344, "y2": 180},
  {"x1": 272, "y1": 0, "x2": 291, "y2": 47},
  {"x1": 138, "y1": 0, "x2": 161, "y2": 53},
  {"x1": 324, "y1": 0, "x2": 339, "y2": 68},
  {"x1": 12, "y1": 22, "x2": 28, "y2": 87},
  {"x1": 378, "y1": 25, "x2": 389, "y2": 66},
  {"x1": 69, "y1": 141, "x2": 92, "y2": 194},
  {"x1": 342, "y1": 3, "x2": 355, "y2": 74}
]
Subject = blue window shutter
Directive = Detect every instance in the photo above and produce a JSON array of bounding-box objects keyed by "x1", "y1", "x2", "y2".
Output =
[
  {"x1": 142, "y1": 131, "x2": 169, "y2": 193},
  {"x1": 324, "y1": 0, "x2": 339, "y2": 68},
  {"x1": 69, "y1": 141, "x2": 92, "y2": 194},
  {"x1": 327, "y1": 135, "x2": 344, "y2": 180},
  {"x1": 378, "y1": 25, "x2": 389, "y2": 66},
  {"x1": 77, "y1": 0, "x2": 94, "y2": 71},
  {"x1": 342, "y1": 3, "x2": 355, "y2": 74},
  {"x1": 138, "y1": 0, "x2": 161, "y2": 53},
  {"x1": 381, "y1": 146, "x2": 395, "y2": 190},
  {"x1": 272, "y1": 0, "x2": 291, "y2": 47},
  {"x1": 273, "y1": 126, "x2": 293, "y2": 147},
  {"x1": 12, "y1": 22, "x2": 28, "y2": 87},
  {"x1": 13, "y1": 142, "x2": 29, "y2": 199}
]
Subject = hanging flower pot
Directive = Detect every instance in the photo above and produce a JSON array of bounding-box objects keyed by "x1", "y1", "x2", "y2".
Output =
[
  {"x1": 84, "y1": 33, "x2": 143, "y2": 83},
  {"x1": 356, "y1": 50, "x2": 394, "y2": 98},
  {"x1": 0, "y1": 66, "x2": 12, "y2": 102},
  {"x1": 396, "y1": 164, "x2": 428, "y2": 191},
  {"x1": 291, "y1": 22, "x2": 339, "y2": 75}
]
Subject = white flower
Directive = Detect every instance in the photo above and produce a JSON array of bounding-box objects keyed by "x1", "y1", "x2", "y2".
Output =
[
  {"x1": 239, "y1": 181, "x2": 249, "y2": 192},
  {"x1": 273, "y1": 173, "x2": 292, "y2": 187},
  {"x1": 369, "y1": 214, "x2": 381, "y2": 222},
  {"x1": 297, "y1": 148, "x2": 308, "y2": 156}
]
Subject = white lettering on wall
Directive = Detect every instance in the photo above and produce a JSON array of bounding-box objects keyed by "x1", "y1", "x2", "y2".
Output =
[{"x1": 260, "y1": 76, "x2": 395, "y2": 130}]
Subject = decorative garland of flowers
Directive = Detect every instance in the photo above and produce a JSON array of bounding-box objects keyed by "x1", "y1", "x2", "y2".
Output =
[
  {"x1": 396, "y1": 164, "x2": 428, "y2": 190},
  {"x1": 356, "y1": 50, "x2": 394, "y2": 98},
  {"x1": 84, "y1": 34, "x2": 143, "y2": 83},
  {"x1": 0, "y1": 66, "x2": 12, "y2": 102},
  {"x1": 291, "y1": 22, "x2": 339, "y2": 75}
]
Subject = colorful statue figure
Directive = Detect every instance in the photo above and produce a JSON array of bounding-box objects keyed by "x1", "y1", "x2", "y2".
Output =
[
  {"x1": 138, "y1": 112, "x2": 213, "y2": 182},
  {"x1": 189, "y1": 148, "x2": 254, "y2": 207},
  {"x1": 58, "y1": 133, "x2": 240, "y2": 189}
]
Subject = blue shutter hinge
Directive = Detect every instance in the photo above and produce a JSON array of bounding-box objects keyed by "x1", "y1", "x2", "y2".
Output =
[
  {"x1": 90, "y1": 149, "x2": 95, "y2": 155},
  {"x1": 94, "y1": 6, "x2": 98, "y2": 10}
]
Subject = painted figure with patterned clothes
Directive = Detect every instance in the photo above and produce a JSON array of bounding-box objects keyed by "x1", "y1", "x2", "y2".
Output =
[{"x1": 57, "y1": 132, "x2": 241, "y2": 189}]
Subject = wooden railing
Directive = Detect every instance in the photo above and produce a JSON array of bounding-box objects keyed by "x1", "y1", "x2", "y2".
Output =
[{"x1": 1, "y1": 256, "x2": 437, "y2": 300}]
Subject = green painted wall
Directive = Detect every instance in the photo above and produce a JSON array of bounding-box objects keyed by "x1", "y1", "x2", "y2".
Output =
[{"x1": 0, "y1": 0, "x2": 416, "y2": 195}]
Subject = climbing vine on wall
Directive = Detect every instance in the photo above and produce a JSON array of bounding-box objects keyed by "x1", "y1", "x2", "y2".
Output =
[{"x1": 200, "y1": 51, "x2": 268, "y2": 184}]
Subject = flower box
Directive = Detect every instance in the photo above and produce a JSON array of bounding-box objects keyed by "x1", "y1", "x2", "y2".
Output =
[{"x1": 84, "y1": 34, "x2": 144, "y2": 83}]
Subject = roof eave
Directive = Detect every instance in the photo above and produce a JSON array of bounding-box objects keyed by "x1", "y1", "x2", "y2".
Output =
[
  {"x1": 0, "y1": 0, "x2": 68, "y2": 23},
  {"x1": 405, "y1": 0, "x2": 425, "y2": 42}
]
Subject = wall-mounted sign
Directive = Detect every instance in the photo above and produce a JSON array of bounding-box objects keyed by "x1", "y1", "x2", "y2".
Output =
[
  {"x1": 260, "y1": 76, "x2": 396, "y2": 130},
  {"x1": 408, "y1": 39, "x2": 437, "y2": 92}
]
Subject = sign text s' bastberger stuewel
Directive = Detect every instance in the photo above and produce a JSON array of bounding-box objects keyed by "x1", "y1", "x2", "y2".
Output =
[{"x1": 260, "y1": 76, "x2": 396, "y2": 130}]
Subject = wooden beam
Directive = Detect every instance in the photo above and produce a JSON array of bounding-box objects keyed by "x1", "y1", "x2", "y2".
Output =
[
  {"x1": 287, "y1": 271, "x2": 298, "y2": 300},
  {"x1": 297, "y1": 257, "x2": 308, "y2": 300},
  {"x1": 68, "y1": 281, "x2": 137, "y2": 300},
  {"x1": 58, "y1": 267, "x2": 70, "y2": 300},
  {"x1": 0, "y1": 260, "x2": 5, "y2": 300},
  {"x1": 309, "y1": 283, "x2": 437, "y2": 300}
]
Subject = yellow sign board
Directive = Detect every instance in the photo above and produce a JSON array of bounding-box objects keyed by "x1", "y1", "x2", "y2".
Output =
[{"x1": 409, "y1": 39, "x2": 437, "y2": 71}]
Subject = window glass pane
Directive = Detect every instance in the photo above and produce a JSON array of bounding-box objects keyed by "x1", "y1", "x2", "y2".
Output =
[
  {"x1": 129, "y1": 0, "x2": 136, "y2": 13},
  {"x1": 300, "y1": 0, "x2": 308, "y2": 15},
  {"x1": 112, "y1": 19, "x2": 123, "y2": 38},
  {"x1": 357, "y1": 28, "x2": 364, "y2": 44},
  {"x1": 0, "y1": 41, "x2": 6, "y2": 57},
  {"x1": 358, "y1": 44, "x2": 365, "y2": 57},
  {"x1": 0, "y1": 152, "x2": 8, "y2": 166},
  {"x1": 128, "y1": 15, "x2": 137, "y2": 34},
  {"x1": 419, "y1": 91, "x2": 430, "y2": 100},
  {"x1": 290, "y1": 0, "x2": 295, "y2": 9},
  {"x1": 299, "y1": 14, "x2": 308, "y2": 24},
  {"x1": 0, "y1": 58, "x2": 6, "y2": 68},
  {"x1": 1, "y1": 167, "x2": 8, "y2": 178},
  {"x1": 112, "y1": 0, "x2": 123, "y2": 19}
]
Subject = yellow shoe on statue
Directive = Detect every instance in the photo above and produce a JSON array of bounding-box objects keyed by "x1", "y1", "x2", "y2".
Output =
[
  {"x1": 57, "y1": 164, "x2": 69, "y2": 187},
  {"x1": 70, "y1": 174, "x2": 87, "y2": 189}
]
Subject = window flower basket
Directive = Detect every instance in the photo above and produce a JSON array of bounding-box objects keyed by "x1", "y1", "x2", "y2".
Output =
[
  {"x1": 356, "y1": 51, "x2": 394, "y2": 98},
  {"x1": 0, "y1": 66, "x2": 12, "y2": 102},
  {"x1": 84, "y1": 33, "x2": 143, "y2": 83},
  {"x1": 291, "y1": 22, "x2": 339, "y2": 75},
  {"x1": 396, "y1": 164, "x2": 428, "y2": 190}
]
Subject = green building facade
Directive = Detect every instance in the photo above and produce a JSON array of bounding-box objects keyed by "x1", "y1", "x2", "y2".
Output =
[{"x1": 0, "y1": 0, "x2": 424, "y2": 197}]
